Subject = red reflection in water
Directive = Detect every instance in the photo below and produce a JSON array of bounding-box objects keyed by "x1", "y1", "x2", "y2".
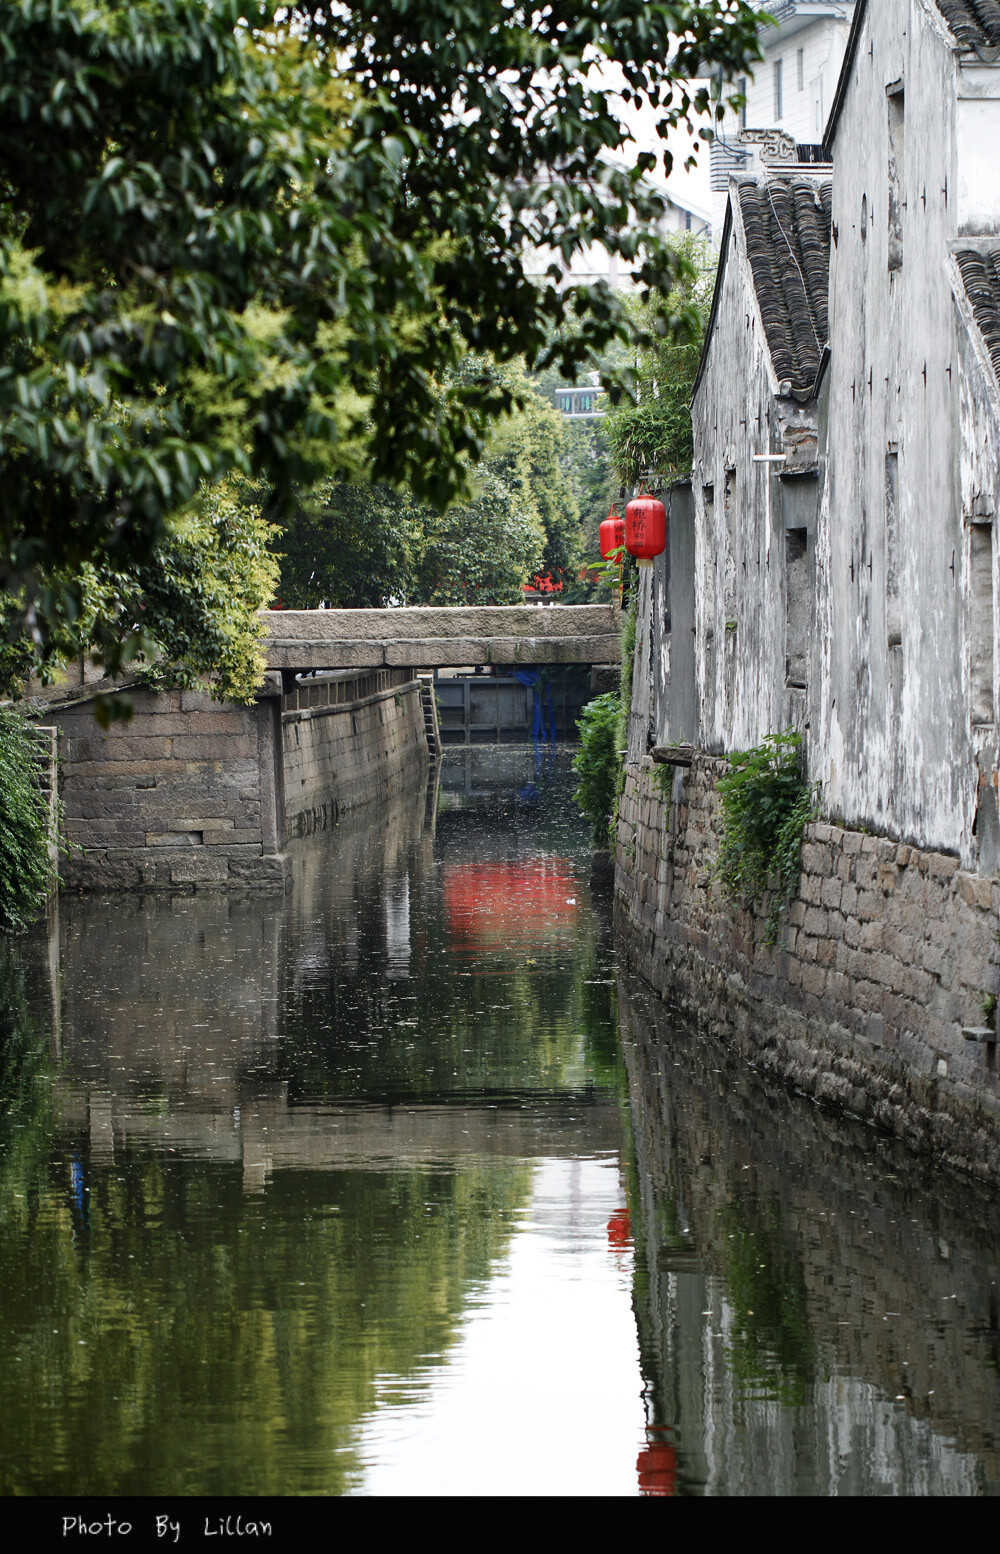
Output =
[
  {"x1": 637, "y1": 1429, "x2": 677, "y2": 1497},
  {"x1": 607, "y1": 1210, "x2": 631, "y2": 1249},
  {"x1": 443, "y1": 860, "x2": 578, "y2": 950}
]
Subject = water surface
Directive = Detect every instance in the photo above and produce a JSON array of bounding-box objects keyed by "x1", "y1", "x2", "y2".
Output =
[
  {"x1": 0, "y1": 748, "x2": 640, "y2": 1496},
  {"x1": 3, "y1": 745, "x2": 1000, "y2": 1495}
]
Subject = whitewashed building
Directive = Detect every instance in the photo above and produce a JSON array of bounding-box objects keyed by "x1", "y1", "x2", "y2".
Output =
[
  {"x1": 618, "y1": 0, "x2": 1000, "y2": 1181},
  {"x1": 707, "y1": 1, "x2": 856, "y2": 231},
  {"x1": 641, "y1": 0, "x2": 1000, "y2": 872}
]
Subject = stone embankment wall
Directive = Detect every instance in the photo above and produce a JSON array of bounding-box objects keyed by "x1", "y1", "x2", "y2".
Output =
[
  {"x1": 617, "y1": 971, "x2": 1000, "y2": 1493},
  {"x1": 615, "y1": 753, "x2": 1000, "y2": 1183},
  {"x1": 50, "y1": 666, "x2": 430, "y2": 890},
  {"x1": 55, "y1": 684, "x2": 289, "y2": 891},
  {"x1": 282, "y1": 668, "x2": 428, "y2": 836}
]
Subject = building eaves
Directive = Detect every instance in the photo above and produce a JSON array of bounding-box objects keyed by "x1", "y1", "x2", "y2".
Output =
[
  {"x1": 954, "y1": 248, "x2": 1000, "y2": 387},
  {"x1": 737, "y1": 176, "x2": 833, "y2": 398},
  {"x1": 690, "y1": 198, "x2": 733, "y2": 409},
  {"x1": 936, "y1": 1, "x2": 1000, "y2": 55},
  {"x1": 825, "y1": 0, "x2": 868, "y2": 146}
]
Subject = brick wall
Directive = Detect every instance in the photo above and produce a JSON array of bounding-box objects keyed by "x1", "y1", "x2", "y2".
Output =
[{"x1": 615, "y1": 753, "x2": 1000, "y2": 1183}]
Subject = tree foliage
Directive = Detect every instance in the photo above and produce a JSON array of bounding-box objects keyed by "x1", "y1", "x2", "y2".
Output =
[
  {"x1": 0, "y1": 710, "x2": 52, "y2": 932},
  {"x1": 414, "y1": 468, "x2": 546, "y2": 607},
  {"x1": 0, "y1": 0, "x2": 760, "y2": 681},
  {"x1": 605, "y1": 236, "x2": 718, "y2": 487},
  {"x1": 274, "y1": 482, "x2": 423, "y2": 611},
  {"x1": 275, "y1": 360, "x2": 577, "y2": 608},
  {"x1": 102, "y1": 479, "x2": 280, "y2": 705}
]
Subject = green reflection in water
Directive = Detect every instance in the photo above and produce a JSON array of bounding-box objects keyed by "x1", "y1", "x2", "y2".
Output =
[
  {"x1": 0, "y1": 943, "x2": 56, "y2": 1231},
  {"x1": 721, "y1": 1196, "x2": 816, "y2": 1407},
  {"x1": 0, "y1": 1141, "x2": 529, "y2": 1495},
  {"x1": 0, "y1": 748, "x2": 628, "y2": 1496}
]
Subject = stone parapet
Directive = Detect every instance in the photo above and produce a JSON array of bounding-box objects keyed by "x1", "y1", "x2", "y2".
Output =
[
  {"x1": 266, "y1": 603, "x2": 616, "y2": 645},
  {"x1": 614, "y1": 752, "x2": 1000, "y2": 1183},
  {"x1": 266, "y1": 632, "x2": 621, "y2": 672}
]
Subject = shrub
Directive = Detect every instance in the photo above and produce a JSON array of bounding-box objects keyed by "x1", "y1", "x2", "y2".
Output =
[
  {"x1": 716, "y1": 730, "x2": 814, "y2": 945},
  {"x1": 573, "y1": 692, "x2": 621, "y2": 846},
  {"x1": 0, "y1": 711, "x2": 53, "y2": 933}
]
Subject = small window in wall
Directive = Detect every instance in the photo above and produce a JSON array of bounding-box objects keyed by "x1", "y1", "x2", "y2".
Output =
[
  {"x1": 703, "y1": 483, "x2": 716, "y2": 643},
  {"x1": 797, "y1": 49, "x2": 805, "y2": 92},
  {"x1": 738, "y1": 76, "x2": 747, "y2": 132},
  {"x1": 785, "y1": 529, "x2": 810, "y2": 689},
  {"x1": 774, "y1": 59, "x2": 783, "y2": 122},
  {"x1": 887, "y1": 85, "x2": 905, "y2": 272},
  {"x1": 723, "y1": 467, "x2": 738, "y2": 616},
  {"x1": 885, "y1": 449, "x2": 901, "y2": 647},
  {"x1": 970, "y1": 521, "x2": 995, "y2": 726}
]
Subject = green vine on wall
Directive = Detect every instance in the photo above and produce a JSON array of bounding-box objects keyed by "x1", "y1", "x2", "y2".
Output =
[
  {"x1": 716, "y1": 730, "x2": 815, "y2": 946},
  {"x1": 572, "y1": 587, "x2": 638, "y2": 850},
  {"x1": 609, "y1": 594, "x2": 638, "y2": 846},
  {"x1": 572, "y1": 691, "x2": 621, "y2": 847}
]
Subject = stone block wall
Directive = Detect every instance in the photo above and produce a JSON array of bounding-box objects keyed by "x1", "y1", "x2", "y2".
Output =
[
  {"x1": 615, "y1": 753, "x2": 1000, "y2": 1183},
  {"x1": 47, "y1": 668, "x2": 431, "y2": 890},
  {"x1": 282, "y1": 671, "x2": 428, "y2": 836},
  {"x1": 55, "y1": 686, "x2": 288, "y2": 891}
]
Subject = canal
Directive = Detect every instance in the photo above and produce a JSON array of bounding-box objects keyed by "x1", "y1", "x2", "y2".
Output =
[{"x1": 1, "y1": 747, "x2": 999, "y2": 1496}]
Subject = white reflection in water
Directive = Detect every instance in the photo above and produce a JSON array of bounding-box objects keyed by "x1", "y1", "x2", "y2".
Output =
[
  {"x1": 383, "y1": 872, "x2": 411, "y2": 980},
  {"x1": 355, "y1": 1156, "x2": 644, "y2": 1496}
]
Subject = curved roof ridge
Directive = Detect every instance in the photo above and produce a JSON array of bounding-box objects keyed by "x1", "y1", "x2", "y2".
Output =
[{"x1": 737, "y1": 175, "x2": 833, "y2": 396}]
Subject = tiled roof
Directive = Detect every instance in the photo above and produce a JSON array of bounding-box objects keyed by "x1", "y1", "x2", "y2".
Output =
[
  {"x1": 737, "y1": 177, "x2": 832, "y2": 398},
  {"x1": 955, "y1": 249, "x2": 1000, "y2": 384},
  {"x1": 937, "y1": 1, "x2": 1000, "y2": 50}
]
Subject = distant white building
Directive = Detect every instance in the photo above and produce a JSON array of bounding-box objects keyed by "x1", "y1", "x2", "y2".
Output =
[
  {"x1": 522, "y1": 167, "x2": 712, "y2": 292},
  {"x1": 706, "y1": 1, "x2": 856, "y2": 231}
]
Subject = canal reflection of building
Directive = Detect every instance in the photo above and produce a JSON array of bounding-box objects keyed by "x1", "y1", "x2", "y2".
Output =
[
  {"x1": 50, "y1": 762, "x2": 618, "y2": 1192},
  {"x1": 618, "y1": 973, "x2": 1000, "y2": 1495}
]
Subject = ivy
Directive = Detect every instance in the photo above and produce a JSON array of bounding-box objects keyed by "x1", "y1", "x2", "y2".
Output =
[
  {"x1": 571, "y1": 582, "x2": 638, "y2": 849},
  {"x1": 715, "y1": 730, "x2": 815, "y2": 945},
  {"x1": 572, "y1": 691, "x2": 620, "y2": 847},
  {"x1": 0, "y1": 710, "x2": 54, "y2": 933},
  {"x1": 609, "y1": 591, "x2": 638, "y2": 847}
]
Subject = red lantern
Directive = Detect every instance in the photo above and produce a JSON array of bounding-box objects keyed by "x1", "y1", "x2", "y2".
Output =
[
  {"x1": 599, "y1": 506, "x2": 626, "y2": 561},
  {"x1": 625, "y1": 489, "x2": 666, "y2": 567}
]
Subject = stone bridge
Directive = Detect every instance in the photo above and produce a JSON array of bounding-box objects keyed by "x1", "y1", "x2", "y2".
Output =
[
  {"x1": 264, "y1": 603, "x2": 621, "y2": 672},
  {"x1": 40, "y1": 602, "x2": 622, "y2": 892}
]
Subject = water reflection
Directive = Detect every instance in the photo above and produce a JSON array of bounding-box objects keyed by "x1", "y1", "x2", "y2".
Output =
[
  {"x1": 5, "y1": 747, "x2": 1000, "y2": 1495},
  {"x1": 618, "y1": 973, "x2": 1000, "y2": 1495},
  {"x1": 0, "y1": 749, "x2": 639, "y2": 1496}
]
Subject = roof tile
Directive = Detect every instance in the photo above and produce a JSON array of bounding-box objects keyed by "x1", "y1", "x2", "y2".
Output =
[
  {"x1": 955, "y1": 249, "x2": 1000, "y2": 384},
  {"x1": 937, "y1": 1, "x2": 1000, "y2": 50},
  {"x1": 737, "y1": 177, "x2": 832, "y2": 397}
]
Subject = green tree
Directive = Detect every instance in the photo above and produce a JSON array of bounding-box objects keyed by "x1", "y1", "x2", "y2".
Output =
[
  {"x1": 274, "y1": 482, "x2": 424, "y2": 611},
  {"x1": 0, "y1": 0, "x2": 760, "y2": 680},
  {"x1": 276, "y1": 358, "x2": 578, "y2": 607},
  {"x1": 474, "y1": 361, "x2": 580, "y2": 594},
  {"x1": 414, "y1": 468, "x2": 545, "y2": 606},
  {"x1": 605, "y1": 236, "x2": 718, "y2": 487},
  {"x1": 97, "y1": 479, "x2": 280, "y2": 705}
]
